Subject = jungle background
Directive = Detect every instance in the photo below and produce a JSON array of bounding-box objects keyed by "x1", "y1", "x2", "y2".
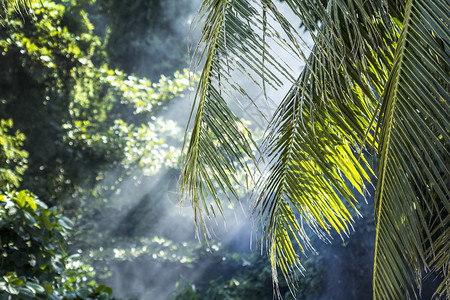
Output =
[{"x1": 0, "y1": 1, "x2": 383, "y2": 299}]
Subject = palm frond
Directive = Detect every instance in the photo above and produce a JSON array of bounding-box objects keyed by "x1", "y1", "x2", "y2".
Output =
[
  {"x1": 253, "y1": 0, "x2": 398, "y2": 294},
  {"x1": 373, "y1": 0, "x2": 450, "y2": 298},
  {"x1": 2, "y1": 0, "x2": 37, "y2": 15},
  {"x1": 427, "y1": 215, "x2": 449, "y2": 299},
  {"x1": 184, "y1": 0, "x2": 449, "y2": 298},
  {"x1": 181, "y1": 0, "x2": 300, "y2": 236}
]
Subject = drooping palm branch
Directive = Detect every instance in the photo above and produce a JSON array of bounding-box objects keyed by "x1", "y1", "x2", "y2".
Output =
[
  {"x1": 180, "y1": 0, "x2": 305, "y2": 236},
  {"x1": 2, "y1": 0, "x2": 447, "y2": 297},
  {"x1": 373, "y1": 0, "x2": 449, "y2": 298},
  {"x1": 183, "y1": 0, "x2": 449, "y2": 298},
  {"x1": 253, "y1": 1, "x2": 393, "y2": 295},
  {"x1": 1, "y1": 0, "x2": 36, "y2": 14}
]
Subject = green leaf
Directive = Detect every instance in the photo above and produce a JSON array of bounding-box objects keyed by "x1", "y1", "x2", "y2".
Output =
[
  {"x1": 95, "y1": 285, "x2": 112, "y2": 296},
  {"x1": 17, "y1": 286, "x2": 35, "y2": 299},
  {"x1": 9, "y1": 278, "x2": 24, "y2": 286},
  {"x1": 16, "y1": 191, "x2": 27, "y2": 208},
  {"x1": 373, "y1": 0, "x2": 450, "y2": 298},
  {"x1": 47, "y1": 294, "x2": 62, "y2": 300},
  {"x1": 40, "y1": 213, "x2": 53, "y2": 230},
  {"x1": 26, "y1": 283, "x2": 45, "y2": 294},
  {"x1": 27, "y1": 197, "x2": 37, "y2": 211},
  {"x1": 5, "y1": 284, "x2": 19, "y2": 295},
  {"x1": 23, "y1": 211, "x2": 36, "y2": 225},
  {"x1": 57, "y1": 217, "x2": 73, "y2": 230},
  {"x1": 185, "y1": 0, "x2": 449, "y2": 298},
  {"x1": 43, "y1": 283, "x2": 53, "y2": 294}
]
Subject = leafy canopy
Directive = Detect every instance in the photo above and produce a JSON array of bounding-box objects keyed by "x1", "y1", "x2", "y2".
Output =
[
  {"x1": 1, "y1": 1, "x2": 193, "y2": 299},
  {"x1": 0, "y1": 0, "x2": 191, "y2": 215}
]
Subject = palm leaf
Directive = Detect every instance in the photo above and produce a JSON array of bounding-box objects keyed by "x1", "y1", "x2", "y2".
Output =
[
  {"x1": 373, "y1": 0, "x2": 450, "y2": 298},
  {"x1": 181, "y1": 0, "x2": 299, "y2": 236},
  {"x1": 253, "y1": 0, "x2": 399, "y2": 294},
  {"x1": 2, "y1": 0, "x2": 37, "y2": 14},
  {"x1": 427, "y1": 215, "x2": 449, "y2": 299},
  {"x1": 183, "y1": 0, "x2": 449, "y2": 297}
]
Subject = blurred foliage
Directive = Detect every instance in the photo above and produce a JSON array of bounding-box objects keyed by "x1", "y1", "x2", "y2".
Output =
[
  {"x1": 87, "y1": 236, "x2": 202, "y2": 267},
  {"x1": 0, "y1": 119, "x2": 28, "y2": 190},
  {"x1": 0, "y1": 190, "x2": 69, "y2": 297},
  {"x1": 1, "y1": 0, "x2": 102, "y2": 204},
  {"x1": 95, "y1": 0, "x2": 194, "y2": 80},
  {"x1": 0, "y1": 1, "x2": 375, "y2": 299},
  {"x1": 0, "y1": 1, "x2": 192, "y2": 298},
  {"x1": 0, "y1": 190, "x2": 126, "y2": 299},
  {"x1": 171, "y1": 250, "x2": 324, "y2": 300},
  {"x1": 0, "y1": 0, "x2": 191, "y2": 216},
  {"x1": 0, "y1": 115, "x2": 122, "y2": 299}
]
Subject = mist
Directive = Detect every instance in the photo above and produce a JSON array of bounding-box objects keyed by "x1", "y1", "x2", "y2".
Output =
[{"x1": 75, "y1": 1, "x2": 379, "y2": 299}]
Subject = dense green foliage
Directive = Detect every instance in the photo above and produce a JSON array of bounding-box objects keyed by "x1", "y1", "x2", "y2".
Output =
[
  {"x1": 1, "y1": 1, "x2": 303, "y2": 299},
  {"x1": 0, "y1": 189, "x2": 127, "y2": 299},
  {"x1": 0, "y1": 0, "x2": 402, "y2": 299},
  {"x1": 172, "y1": 253, "x2": 324, "y2": 300},
  {"x1": 0, "y1": 119, "x2": 28, "y2": 189},
  {"x1": 0, "y1": 1, "x2": 189, "y2": 213},
  {"x1": 0, "y1": 1, "x2": 193, "y2": 298},
  {"x1": 0, "y1": 120, "x2": 119, "y2": 299}
]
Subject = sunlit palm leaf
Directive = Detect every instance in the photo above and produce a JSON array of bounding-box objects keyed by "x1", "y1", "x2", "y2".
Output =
[
  {"x1": 373, "y1": 0, "x2": 450, "y2": 298},
  {"x1": 2, "y1": 0, "x2": 37, "y2": 14},
  {"x1": 184, "y1": 0, "x2": 449, "y2": 298},
  {"x1": 253, "y1": 0, "x2": 401, "y2": 294}
]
